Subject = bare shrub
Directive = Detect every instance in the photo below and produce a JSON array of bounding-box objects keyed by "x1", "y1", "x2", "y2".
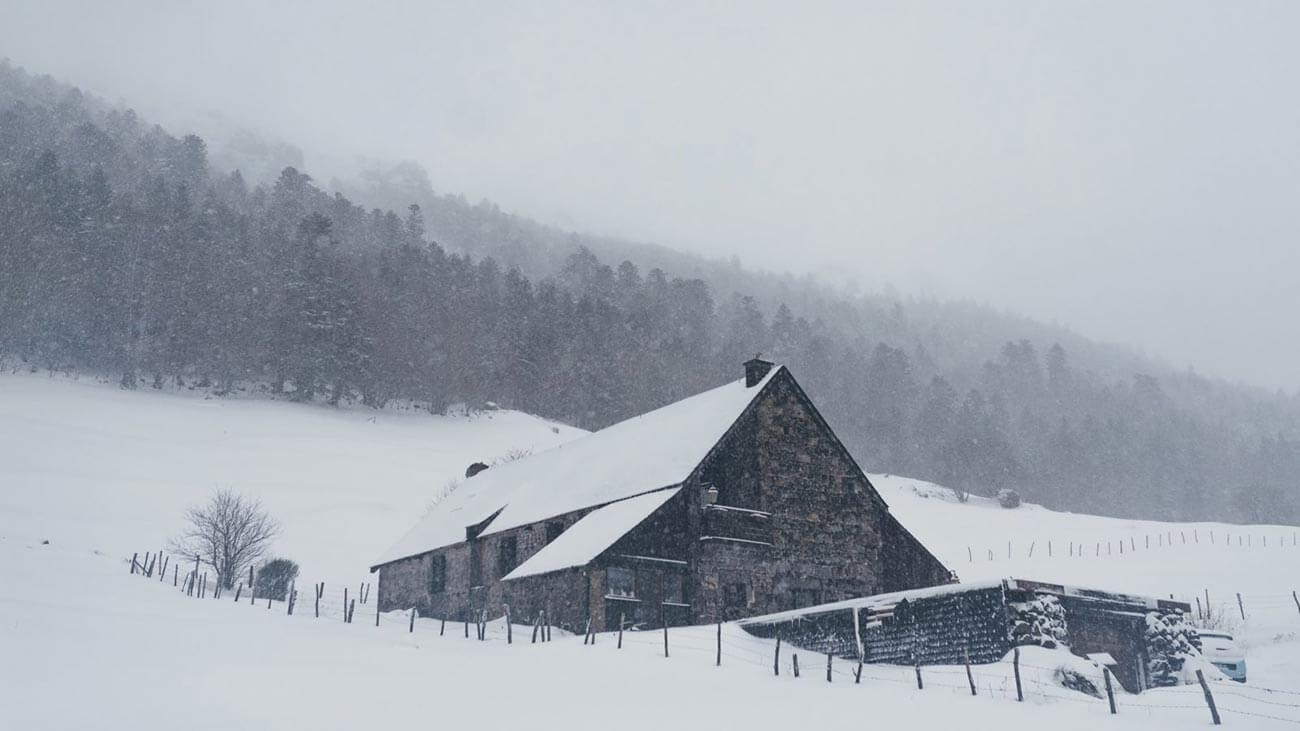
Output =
[
  {"x1": 1192, "y1": 603, "x2": 1238, "y2": 634},
  {"x1": 170, "y1": 489, "x2": 280, "y2": 589}
]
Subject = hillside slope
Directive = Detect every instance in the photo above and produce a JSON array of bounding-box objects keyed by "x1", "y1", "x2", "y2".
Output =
[
  {"x1": 0, "y1": 371, "x2": 585, "y2": 584},
  {"x1": 4, "y1": 59, "x2": 1299, "y2": 527}
]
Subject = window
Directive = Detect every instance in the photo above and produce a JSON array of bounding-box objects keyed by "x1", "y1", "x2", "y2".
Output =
[
  {"x1": 790, "y1": 588, "x2": 821, "y2": 610},
  {"x1": 469, "y1": 540, "x2": 482, "y2": 587},
  {"x1": 662, "y1": 572, "x2": 685, "y2": 604},
  {"x1": 497, "y1": 536, "x2": 518, "y2": 578},
  {"x1": 607, "y1": 566, "x2": 636, "y2": 598},
  {"x1": 545, "y1": 521, "x2": 564, "y2": 544},
  {"x1": 724, "y1": 582, "x2": 748, "y2": 609},
  {"x1": 427, "y1": 554, "x2": 446, "y2": 594}
]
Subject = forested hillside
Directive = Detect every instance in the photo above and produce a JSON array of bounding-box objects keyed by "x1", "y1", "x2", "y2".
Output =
[{"x1": 1, "y1": 60, "x2": 1297, "y2": 524}]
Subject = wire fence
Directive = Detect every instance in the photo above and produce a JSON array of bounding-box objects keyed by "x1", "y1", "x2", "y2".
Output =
[
  {"x1": 124, "y1": 550, "x2": 1300, "y2": 727},
  {"x1": 966, "y1": 528, "x2": 1300, "y2": 565}
]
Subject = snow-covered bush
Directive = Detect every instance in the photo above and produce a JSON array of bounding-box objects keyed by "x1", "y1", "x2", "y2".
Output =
[
  {"x1": 254, "y1": 558, "x2": 300, "y2": 601},
  {"x1": 1145, "y1": 610, "x2": 1202, "y2": 687},
  {"x1": 1009, "y1": 594, "x2": 1069, "y2": 649},
  {"x1": 996, "y1": 489, "x2": 1021, "y2": 508}
]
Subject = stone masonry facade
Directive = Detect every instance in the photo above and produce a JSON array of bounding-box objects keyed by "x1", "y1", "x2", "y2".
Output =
[{"x1": 375, "y1": 365, "x2": 952, "y2": 634}]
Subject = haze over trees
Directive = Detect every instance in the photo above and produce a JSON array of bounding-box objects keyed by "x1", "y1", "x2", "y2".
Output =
[{"x1": 1, "y1": 61, "x2": 1297, "y2": 525}]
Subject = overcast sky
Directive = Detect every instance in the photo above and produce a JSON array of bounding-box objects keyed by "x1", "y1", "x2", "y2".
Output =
[{"x1": 3, "y1": 1, "x2": 1297, "y2": 391}]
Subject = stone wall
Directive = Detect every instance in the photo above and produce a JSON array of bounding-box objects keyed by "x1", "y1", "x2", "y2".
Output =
[
  {"x1": 881, "y1": 513, "x2": 954, "y2": 592},
  {"x1": 377, "y1": 506, "x2": 590, "y2": 625},
  {"x1": 691, "y1": 371, "x2": 925, "y2": 621}
]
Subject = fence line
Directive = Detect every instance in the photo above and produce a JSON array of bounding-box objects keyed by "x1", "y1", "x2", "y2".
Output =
[{"x1": 123, "y1": 549, "x2": 1300, "y2": 726}]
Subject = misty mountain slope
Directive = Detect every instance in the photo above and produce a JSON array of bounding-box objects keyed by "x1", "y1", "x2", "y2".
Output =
[
  {"x1": 1, "y1": 59, "x2": 1298, "y2": 524},
  {"x1": 3, "y1": 372, "x2": 1298, "y2": 728}
]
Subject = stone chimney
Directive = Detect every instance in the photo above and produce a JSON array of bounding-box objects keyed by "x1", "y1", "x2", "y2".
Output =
[{"x1": 744, "y1": 357, "x2": 775, "y2": 387}]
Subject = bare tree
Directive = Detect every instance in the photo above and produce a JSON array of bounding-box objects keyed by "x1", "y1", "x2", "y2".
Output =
[{"x1": 170, "y1": 489, "x2": 280, "y2": 589}]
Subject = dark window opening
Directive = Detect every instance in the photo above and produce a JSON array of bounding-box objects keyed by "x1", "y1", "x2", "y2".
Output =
[
  {"x1": 428, "y1": 554, "x2": 446, "y2": 594},
  {"x1": 497, "y1": 536, "x2": 518, "y2": 578},
  {"x1": 469, "y1": 541, "x2": 482, "y2": 587},
  {"x1": 607, "y1": 566, "x2": 636, "y2": 598},
  {"x1": 790, "y1": 588, "x2": 821, "y2": 610},
  {"x1": 662, "y1": 572, "x2": 685, "y2": 604},
  {"x1": 724, "y1": 582, "x2": 748, "y2": 609},
  {"x1": 545, "y1": 521, "x2": 564, "y2": 544}
]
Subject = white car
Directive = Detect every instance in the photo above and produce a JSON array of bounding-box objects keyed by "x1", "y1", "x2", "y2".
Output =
[{"x1": 1199, "y1": 631, "x2": 1247, "y2": 682}]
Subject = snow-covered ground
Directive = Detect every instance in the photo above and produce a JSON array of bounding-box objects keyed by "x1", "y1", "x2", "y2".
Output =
[
  {"x1": 0, "y1": 370, "x2": 584, "y2": 585},
  {"x1": 875, "y1": 474, "x2": 1300, "y2": 671},
  {"x1": 3, "y1": 372, "x2": 1299, "y2": 728}
]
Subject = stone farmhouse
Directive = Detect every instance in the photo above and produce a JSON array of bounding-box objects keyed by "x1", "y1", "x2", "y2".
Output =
[{"x1": 370, "y1": 359, "x2": 953, "y2": 633}]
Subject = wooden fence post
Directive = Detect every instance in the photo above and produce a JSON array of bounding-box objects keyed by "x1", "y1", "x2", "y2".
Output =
[
  {"x1": 1196, "y1": 669, "x2": 1222, "y2": 725},
  {"x1": 826, "y1": 653, "x2": 833, "y2": 682},
  {"x1": 774, "y1": 636, "x2": 781, "y2": 676},
  {"x1": 375, "y1": 597, "x2": 380, "y2": 626},
  {"x1": 130, "y1": 552, "x2": 138, "y2": 575},
  {"x1": 173, "y1": 564, "x2": 178, "y2": 586},
  {"x1": 792, "y1": 653, "x2": 800, "y2": 678},
  {"x1": 583, "y1": 617, "x2": 591, "y2": 646},
  {"x1": 533, "y1": 613, "x2": 541, "y2": 644},
  {"x1": 1292, "y1": 590, "x2": 1299, "y2": 615},
  {"x1": 465, "y1": 617, "x2": 469, "y2": 638},
  {"x1": 160, "y1": 555, "x2": 168, "y2": 580},
  {"x1": 964, "y1": 648, "x2": 976, "y2": 695},
  {"x1": 249, "y1": 568, "x2": 256, "y2": 605},
  {"x1": 1236, "y1": 592, "x2": 1246, "y2": 620},
  {"x1": 855, "y1": 651, "x2": 863, "y2": 684},
  {"x1": 1195, "y1": 596, "x2": 1202, "y2": 619},
  {"x1": 914, "y1": 665, "x2": 923, "y2": 690},
  {"x1": 234, "y1": 583, "x2": 243, "y2": 602},
  {"x1": 716, "y1": 622, "x2": 722, "y2": 666},
  {"x1": 659, "y1": 572, "x2": 667, "y2": 657},
  {"x1": 618, "y1": 613, "x2": 625, "y2": 649},
  {"x1": 1103, "y1": 667, "x2": 1116, "y2": 714},
  {"x1": 344, "y1": 588, "x2": 349, "y2": 621},
  {"x1": 1013, "y1": 647, "x2": 1023, "y2": 702},
  {"x1": 505, "y1": 605, "x2": 512, "y2": 644},
  {"x1": 410, "y1": 608, "x2": 416, "y2": 633},
  {"x1": 440, "y1": 616, "x2": 446, "y2": 636}
]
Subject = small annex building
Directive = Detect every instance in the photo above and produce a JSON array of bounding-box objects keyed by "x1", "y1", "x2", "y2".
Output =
[
  {"x1": 370, "y1": 359, "x2": 952, "y2": 634},
  {"x1": 738, "y1": 578, "x2": 1198, "y2": 693}
]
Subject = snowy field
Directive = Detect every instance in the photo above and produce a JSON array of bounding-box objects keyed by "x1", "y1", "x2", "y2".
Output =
[{"x1": 3, "y1": 371, "x2": 1300, "y2": 728}]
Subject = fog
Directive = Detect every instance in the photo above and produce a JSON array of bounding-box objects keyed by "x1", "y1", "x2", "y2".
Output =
[{"x1": 3, "y1": 1, "x2": 1297, "y2": 391}]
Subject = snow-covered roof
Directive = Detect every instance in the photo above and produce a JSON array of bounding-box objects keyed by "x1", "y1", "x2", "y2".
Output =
[
  {"x1": 372, "y1": 366, "x2": 782, "y2": 568},
  {"x1": 736, "y1": 580, "x2": 1007, "y2": 625},
  {"x1": 501, "y1": 487, "x2": 682, "y2": 581}
]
